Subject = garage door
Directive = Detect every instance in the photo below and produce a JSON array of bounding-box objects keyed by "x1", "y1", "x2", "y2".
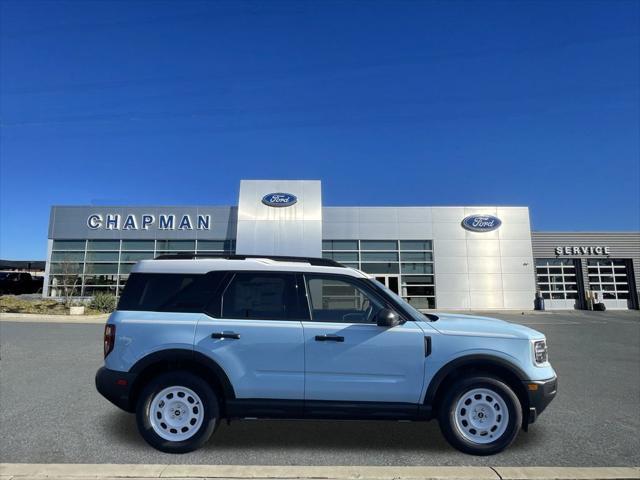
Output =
[{"x1": 587, "y1": 259, "x2": 632, "y2": 310}]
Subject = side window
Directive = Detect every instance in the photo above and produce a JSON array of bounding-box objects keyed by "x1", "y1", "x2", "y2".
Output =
[
  {"x1": 221, "y1": 272, "x2": 304, "y2": 320},
  {"x1": 118, "y1": 273, "x2": 223, "y2": 313},
  {"x1": 306, "y1": 275, "x2": 384, "y2": 324}
]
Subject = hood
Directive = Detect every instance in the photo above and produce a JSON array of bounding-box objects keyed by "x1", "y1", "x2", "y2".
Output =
[{"x1": 427, "y1": 313, "x2": 544, "y2": 340}]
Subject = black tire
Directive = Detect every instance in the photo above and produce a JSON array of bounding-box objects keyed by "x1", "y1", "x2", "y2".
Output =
[
  {"x1": 136, "y1": 370, "x2": 219, "y2": 453},
  {"x1": 438, "y1": 376, "x2": 522, "y2": 456}
]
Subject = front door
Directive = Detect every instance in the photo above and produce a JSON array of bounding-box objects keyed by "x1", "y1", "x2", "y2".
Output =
[
  {"x1": 194, "y1": 272, "x2": 306, "y2": 400},
  {"x1": 302, "y1": 273, "x2": 425, "y2": 404},
  {"x1": 374, "y1": 275, "x2": 400, "y2": 295}
]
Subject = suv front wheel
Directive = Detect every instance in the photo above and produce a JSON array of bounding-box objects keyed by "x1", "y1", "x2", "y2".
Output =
[
  {"x1": 438, "y1": 376, "x2": 522, "y2": 455},
  {"x1": 136, "y1": 371, "x2": 219, "y2": 453}
]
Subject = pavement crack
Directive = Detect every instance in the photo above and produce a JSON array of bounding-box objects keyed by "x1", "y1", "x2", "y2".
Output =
[
  {"x1": 158, "y1": 465, "x2": 169, "y2": 478},
  {"x1": 490, "y1": 466, "x2": 503, "y2": 480}
]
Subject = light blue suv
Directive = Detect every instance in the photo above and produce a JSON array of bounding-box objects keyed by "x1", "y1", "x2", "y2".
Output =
[{"x1": 96, "y1": 255, "x2": 557, "y2": 455}]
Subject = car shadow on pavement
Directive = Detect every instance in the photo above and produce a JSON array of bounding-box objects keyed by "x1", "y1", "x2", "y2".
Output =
[{"x1": 103, "y1": 410, "x2": 543, "y2": 454}]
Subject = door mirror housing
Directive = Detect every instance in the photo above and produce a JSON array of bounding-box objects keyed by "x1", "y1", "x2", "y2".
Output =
[{"x1": 376, "y1": 308, "x2": 403, "y2": 327}]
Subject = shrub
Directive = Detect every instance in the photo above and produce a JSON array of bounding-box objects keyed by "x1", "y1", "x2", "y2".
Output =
[{"x1": 90, "y1": 293, "x2": 117, "y2": 313}]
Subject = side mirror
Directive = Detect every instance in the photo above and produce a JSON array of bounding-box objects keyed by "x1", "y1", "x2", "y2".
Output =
[{"x1": 376, "y1": 308, "x2": 402, "y2": 327}]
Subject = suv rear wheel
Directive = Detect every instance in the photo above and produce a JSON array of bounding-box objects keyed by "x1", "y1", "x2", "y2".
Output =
[
  {"x1": 438, "y1": 375, "x2": 522, "y2": 455},
  {"x1": 136, "y1": 371, "x2": 219, "y2": 453}
]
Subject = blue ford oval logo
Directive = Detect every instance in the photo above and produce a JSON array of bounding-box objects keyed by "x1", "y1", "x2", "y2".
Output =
[
  {"x1": 461, "y1": 214, "x2": 502, "y2": 232},
  {"x1": 261, "y1": 192, "x2": 298, "y2": 207}
]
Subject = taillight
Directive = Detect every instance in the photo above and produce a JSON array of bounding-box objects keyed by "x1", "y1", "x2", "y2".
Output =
[{"x1": 104, "y1": 324, "x2": 116, "y2": 358}]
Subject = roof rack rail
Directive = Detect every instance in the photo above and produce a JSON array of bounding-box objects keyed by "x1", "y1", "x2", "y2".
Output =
[{"x1": 153, "y1": 253, "x2": 344, "y2": 268}]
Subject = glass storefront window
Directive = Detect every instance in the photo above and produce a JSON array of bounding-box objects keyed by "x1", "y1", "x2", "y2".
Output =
[
  {"x1": 50, "y1": 262, "x2": 83, "y2": 274},
  {"x1": 85, "y1": 263, "x2": 119, "y2": 274},
  {"x1": 322, "y1": 239, "x2": 436, "y2": 309},
  {"x1": 323, "y1": 252, "x2": 359, "y2": 262},
  {"x1": 121, "y1": 240, "x2": 155, "y2": 250},
  {"x1": 360, "y1": 240, "x2": 397, "y2": 251},
  {"x1": 120, "y1": 251, "x2": 154, "y2": 262},
  {"x1": 51, "y1": 251, "x2": 85, "y2": 262},
  {"x1": 83, "y1": 275, "x2": 118, "y2": 286},
  {"x1": 402, "y1": 275, "x2": 434, "y2": 285},
  {"x1": 401, "y1": 251, "x2": 433, "y2": 261},
  {"x1": 322, "y1": 240, "x2": 358, "y2": 250},
  {"x1": 87, "y1": 240, "x2": 120, "y2": 250},
  {"x1": 52, "y1": 240, "x2": 86, "y2": 250},
  {"x1": 404, "y1": 286, "x2": 435, "y2": 296},
  {"x1": 86, "y1": 252, "x2": 119, "y2": 262},
  {"x1": 119, "y1": 264, "x2": 135, "y2": 274},
  {"x1": 400, "y1": 240, "x2": 432, "y2": 251},
  {"x1": 156, "y1": 240, "x2": 196, "y2": 251},
  {"x1": 401, "y1": 263, "x2": 434, "y2": 274},
  {"x1": 406, "y1": 297, "x2": 434, "y2": 309},
  {"x1": 84, "y1": 286, "x2": 117, "y2": 296},
  {"x1": 360, "y1": 263, "x2": 400, "y2": 274},
  {"x1": 361, "y1": 252, "x2": 399, "y2": 262},
  {"x1": 197, "y1": 240, "x2": 235, "y2": 251}
]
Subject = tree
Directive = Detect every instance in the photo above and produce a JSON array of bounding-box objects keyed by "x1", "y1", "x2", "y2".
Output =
[{"x1": 52, "y1": 258, "x2": 82, "y2": 307}]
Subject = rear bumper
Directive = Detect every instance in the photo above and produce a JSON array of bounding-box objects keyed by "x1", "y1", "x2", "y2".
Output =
[
  {"x1": 95, "y1": 367, "x2": 137, "y2": 413},
  {"x1": 524, "y1": 375, "x2": 558, "y2": 424}
]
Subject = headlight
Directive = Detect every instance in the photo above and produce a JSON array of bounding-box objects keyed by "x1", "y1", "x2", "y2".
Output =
[{"x1": 532, "y1": 339, "x2": 548, "y2": 365}]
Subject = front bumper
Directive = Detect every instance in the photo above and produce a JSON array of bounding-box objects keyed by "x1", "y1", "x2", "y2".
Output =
[
  {"x1": 524, "y1": 375, "x2": 558, "y2": 424},
  {"x1": 95, "y1": 366, "x2": 137, "y2": 413}
]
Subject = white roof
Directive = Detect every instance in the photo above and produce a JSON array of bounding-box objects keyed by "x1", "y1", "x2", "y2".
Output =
[{"x1": 132, "y1": 258, "x2": 368, "y2": 278}]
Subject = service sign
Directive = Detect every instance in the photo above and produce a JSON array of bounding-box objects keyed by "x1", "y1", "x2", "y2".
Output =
[
  {"x1": 461, "y1": 214, "x2": 502, "y2": 232},
  {"x1": 261, "y1": 193, "x2": 298, "y2": 207}
]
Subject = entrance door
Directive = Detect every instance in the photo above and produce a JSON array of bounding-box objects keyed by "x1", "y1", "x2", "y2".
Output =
[{"x1": 374, "y1": 275, "x2": 400, "y2": 295}]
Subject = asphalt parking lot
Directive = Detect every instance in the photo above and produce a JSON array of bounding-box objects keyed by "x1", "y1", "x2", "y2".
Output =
[{"x1": 0, "y1": 310, "x2": 638, "y2": 466}]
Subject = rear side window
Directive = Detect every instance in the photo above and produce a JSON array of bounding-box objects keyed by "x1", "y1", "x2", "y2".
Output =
[
  {"x1": 118, "y1": 273, "x2": 223, "y2": 312},
  {"x1": 221, "y1": 272, "x2": 306, "y2": 320}
]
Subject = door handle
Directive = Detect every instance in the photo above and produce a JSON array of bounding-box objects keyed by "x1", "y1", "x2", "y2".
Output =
[
  {"x1": 211, "y1": 332, "x2": 240, "y2": 340},
  {"x1": 315, "y1": 334, "x2": 344, "y2": 342}
]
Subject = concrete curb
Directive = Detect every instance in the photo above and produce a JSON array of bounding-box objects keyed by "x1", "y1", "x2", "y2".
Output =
[
  {"x1": 1, "y1": 464, "x2": 638, "y2": 480},
  {"x1": 0, "y1": 313, "x2": 109, "y2": 324}
]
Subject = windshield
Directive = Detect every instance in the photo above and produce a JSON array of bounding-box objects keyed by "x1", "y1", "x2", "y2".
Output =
[
  {"x1": 367, "y1": 278, "x2": 437, "y2": 322},
  {"x1": 0, "y1": 272, "x2": 15, "y2": 280}
]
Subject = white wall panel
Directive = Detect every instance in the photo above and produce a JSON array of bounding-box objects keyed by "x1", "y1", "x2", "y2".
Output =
[
  {"x1": 435, "y1": 257, "x2": 469, "y2": 274},
  {"x1": 434, "y1": 239, "x2": 468, "y2": 257},
  {"x1": 436, "y1": 291, "x2": 471, "y2": 309},
  {"x1": 470, "y1": 291, "x2": 504, "y2": 309},
  {"x1": 436, "y1": 273, "x2": 469, "y2": 292},
  {"x1": 499, "y1": 240, "x2": 533, "y2": 257},
  {"x1": 469, "y1": 273, "x2": 503, "y2": 292},
  {"x1": 503, "y1": 291, "x2": 534, "y2": 309},
  {"x1": 397, "y1": 207, "x2": 432, "y2": 223},
  {"x1": 468, "y1": 257, "x2": 502, "y2": 274},
  {"x1": 498, "y1": 222, "x2": 532, "y2": 240},
  {"x1": 501, "y1": 273, "x2": 536, "y2": 291},
  {"x1": 398, "y1": 222, "x2": 433, "y2": 237},
  {"x1": 501, "y1": 257, "x2": 535, "y2": 274},
  {"x1": 467, "y1": 240, "x2": 501, "y2": 257},
  {"x1": 433, "y1": 222, "x2": 467, "y2": 239}
]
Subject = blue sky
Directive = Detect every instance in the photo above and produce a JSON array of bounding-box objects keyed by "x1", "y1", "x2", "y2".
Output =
[{"x1": 1, "y1": 0, "x2": 638, "y2": 260}]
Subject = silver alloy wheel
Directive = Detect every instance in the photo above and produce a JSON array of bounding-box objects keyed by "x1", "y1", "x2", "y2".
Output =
[
  {"x1": 149, "y1": 386, "x2": 204, "y2": 442},
  {"x1": 454, "y1": 388, "x2": 509, "y2": 444}
]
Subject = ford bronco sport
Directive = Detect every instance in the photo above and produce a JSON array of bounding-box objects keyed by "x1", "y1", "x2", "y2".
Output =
[{"x1": 96, "y1": 255, "x2": 557, "y2": 455}]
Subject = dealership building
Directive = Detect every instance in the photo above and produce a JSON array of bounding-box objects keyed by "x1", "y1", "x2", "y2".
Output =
[{"x1": 44, "y1": 180, "x2": 640, "y2": 311}]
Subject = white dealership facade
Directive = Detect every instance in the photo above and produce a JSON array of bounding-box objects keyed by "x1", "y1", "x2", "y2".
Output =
[{"x1": 44, "y1": 180, "x2": 640, "y2": 311}]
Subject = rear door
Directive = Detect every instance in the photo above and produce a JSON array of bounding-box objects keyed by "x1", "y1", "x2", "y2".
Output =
[
  {"x1": 302, "y1": 273, "x2": 425, "y2": 404},
  {"x1": 194, "y1": 271, "x2": 307, "y2": 400}
]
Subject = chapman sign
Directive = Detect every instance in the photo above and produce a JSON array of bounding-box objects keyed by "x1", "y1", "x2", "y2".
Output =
[
  {"x1": 87, "y1": 213, "x2": 211, "y2": 230},
  {"x1": 555, "y1": 246, "x2": 611, "y2": 256}
]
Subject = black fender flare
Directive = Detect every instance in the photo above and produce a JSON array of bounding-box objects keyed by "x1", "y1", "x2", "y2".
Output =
[
  {"x1": 129, "y1": 348, "x2": 236, "y2": 401},
  {"x1": 423, "y1": 354, "x2": 528, "y2": 408}
]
